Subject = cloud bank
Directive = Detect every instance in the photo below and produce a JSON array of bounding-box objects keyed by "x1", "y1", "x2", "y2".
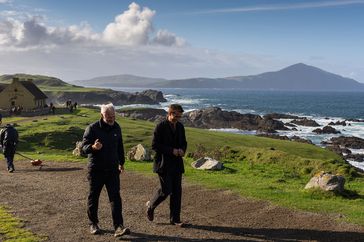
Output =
[{"x1": 0, "y1": 2, "x2": 186, "y2": 50}]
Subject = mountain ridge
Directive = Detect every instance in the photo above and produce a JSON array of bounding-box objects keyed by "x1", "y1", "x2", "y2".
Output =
[{"x1": 71, "y1": 63, "x2": 364, "y2": 91}]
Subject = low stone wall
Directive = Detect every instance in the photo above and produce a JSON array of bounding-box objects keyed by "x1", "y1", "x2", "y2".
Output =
[{"x1": 0, "y1": 107, "x2": 70, "y2": 117}]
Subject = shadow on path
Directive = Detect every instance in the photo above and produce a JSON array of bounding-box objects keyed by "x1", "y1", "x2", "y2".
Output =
[
  {"x1": 119, "y1": 224, "x2": 364, "y2": 242},
  {"x1": 17, "y1": 166, "x2": 83, "y2": 172}
]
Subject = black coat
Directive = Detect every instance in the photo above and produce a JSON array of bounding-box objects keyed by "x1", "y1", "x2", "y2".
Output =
[
  {"x1": 0, "y1": 124, "x2": 18, "y2": 156},
  {"x1": 81, "y1": 119, "x2": 125, "y2": 170},
  {"x1": 152, "y1": 119, "x2": 187, "y2": 174}
]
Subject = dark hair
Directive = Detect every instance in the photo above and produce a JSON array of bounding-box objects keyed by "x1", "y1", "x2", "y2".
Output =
[
  {"x1": 168, "y1": 104, "x2": 184, "y2": 113},
  {"x1": 0, "y1": 113, "x2": 2, "y2": 121}
]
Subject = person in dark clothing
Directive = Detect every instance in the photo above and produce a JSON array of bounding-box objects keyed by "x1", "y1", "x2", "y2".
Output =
[
  {"x1": 146, "y1": 104, "x2": 187, "y2": 226},
  {"x1": 81, "y1": 103, "x2": 130, "y2": 237},
  {"x1": 0, "y1": 116, "x2": 19, "y2": 173}
]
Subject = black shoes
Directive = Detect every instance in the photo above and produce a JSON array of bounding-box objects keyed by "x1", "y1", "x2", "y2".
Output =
[
  {"x1": 7, "y1": 167, "x2": 14, "y2": 173},
  {"x1": 90, "y1": 224, "x2": 101, "y2": 235},
  {"x1": 114, "y1": 225, "x2": 130, "y2": 237},
  {"x1": 146, "y1": 201, "x2": 154, "y2": 221}
]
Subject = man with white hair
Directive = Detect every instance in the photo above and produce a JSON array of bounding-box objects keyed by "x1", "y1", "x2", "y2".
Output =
[{"x1": 81, "y1": 103, "x2": 129, "y2": 237}]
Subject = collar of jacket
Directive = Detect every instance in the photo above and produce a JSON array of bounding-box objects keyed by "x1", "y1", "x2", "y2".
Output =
[{"x1": 98, "y1": 118, "x2": 116, "y2": 130}]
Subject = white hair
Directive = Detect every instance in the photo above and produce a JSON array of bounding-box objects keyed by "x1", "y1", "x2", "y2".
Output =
[{"x1": 100, "y1": 103, "x2": 115, "y2": 114}]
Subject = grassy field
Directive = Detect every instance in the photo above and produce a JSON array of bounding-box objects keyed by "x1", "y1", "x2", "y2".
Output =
[
  {"x1": 0, "y1": 206, "x2": 43, "y2": 241},
  {"x1": 0, "y1": 107, "x2": 363, "y2": 240}
]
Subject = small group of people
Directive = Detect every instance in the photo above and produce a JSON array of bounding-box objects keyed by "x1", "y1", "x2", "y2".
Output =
[
  {"x1": 9, "y1": 105, "x2": 23, "y2": 115},
  {"x1": 65, "y1": 99, "x2": 77, "y2": 113},
  {"x1": 81, "y1": 103, "x2": 187, "y2": 237},
  {"x1": 0, "y1": 114, "x2": 19, "y2": 173}
]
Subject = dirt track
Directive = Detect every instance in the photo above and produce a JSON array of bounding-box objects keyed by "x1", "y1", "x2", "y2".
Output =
[{"x1": 0, "y1": 160, "x2": 363, "y2": 241}]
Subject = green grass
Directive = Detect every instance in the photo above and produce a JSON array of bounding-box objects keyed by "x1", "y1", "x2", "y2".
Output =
[
  {"x1": 0, "y1": 206, "x2": 44, "y2": 241},
  {"x1": 0, "y1": 107, "x2": 363, "y2": 241}
]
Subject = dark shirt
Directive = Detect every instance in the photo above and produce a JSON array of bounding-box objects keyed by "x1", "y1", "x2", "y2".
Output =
[
  {"x1": 0, "y1": 124, "x2": 18, "y2": 147},
  {"x1": 152, "y1": 119, "x2": 187, "y2": 174},
  {"x1": 82, "y1": 119, "x2": 125, "y2": 170}
]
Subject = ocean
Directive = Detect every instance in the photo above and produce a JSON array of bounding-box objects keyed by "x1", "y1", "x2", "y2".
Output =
[{"x1": 113, "y1": 87, "x2": 364, "y2": 170}]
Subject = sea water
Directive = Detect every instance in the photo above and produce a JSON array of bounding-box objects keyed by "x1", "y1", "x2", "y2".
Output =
[{"x1": 114, "y1": 87, "x2": 364, "y2": 169}]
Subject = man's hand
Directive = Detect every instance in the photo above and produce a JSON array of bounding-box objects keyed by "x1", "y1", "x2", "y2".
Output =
[
  {"x1": 173, "y1": 148, "x2": 180, "y2": 156},
  {"x1": 92, "y1": 139, "x2": 102, "y2": 150},
  {"x1": 178, "y1": 149, "x2": 185, "y2": 157},
  {"x1": 119, "y1": 164, "x2": 125, "y2": 173}
]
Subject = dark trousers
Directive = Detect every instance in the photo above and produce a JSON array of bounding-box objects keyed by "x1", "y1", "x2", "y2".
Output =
[
  {"x1": 150, "y1": 172, "x2": 182, "y2": 222},
  {"x1": 87, "y1": 169, "x2": 123, "y2": 228},
  {"x1": 5, "y1": 154, "x2": 15, "y2": 170},
  {"x1": 4, "y1": 145, "x2": 15, "y2": 170}
]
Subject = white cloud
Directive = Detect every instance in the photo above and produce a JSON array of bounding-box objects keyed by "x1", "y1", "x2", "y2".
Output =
[
  {"x1": 0, "y1": 0, "x2": 10, "y2": 4},
  {"x1": 0, "y1": 2, "x2": 185, "y2": 49},
  {"x1": 152, "y1": 29, "x2": 186, "y2": 47},
  {"x1": 0, "y1": 16, "x2": 98, "y2": 49},
  {"x1": 102, "y1": 2, "x2": 155, "y2": 46}
]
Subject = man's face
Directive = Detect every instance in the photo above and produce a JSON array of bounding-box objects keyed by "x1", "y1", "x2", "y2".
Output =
[
  {"x1": 168, "y1": 110, "x2": 182, "y2": 124},
  {"x1": 101, "y1": 109, "x2": 115, "y2": 126}
]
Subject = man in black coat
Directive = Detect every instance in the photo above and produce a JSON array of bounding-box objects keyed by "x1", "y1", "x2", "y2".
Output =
[
  {"x1": 146, "y1": 104, "x2": 187, "y2": 226},
  {"x1": 81, "y1": 103, "x2": 129, "y2": 237},
  {"x1": 0, "y1": 115, "x2": 18, "y2": 173}
]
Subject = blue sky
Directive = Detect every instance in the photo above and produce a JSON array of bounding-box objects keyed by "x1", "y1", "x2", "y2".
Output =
[{"x1": 0, "y1": 0, "x2": 363, "y2": 83}]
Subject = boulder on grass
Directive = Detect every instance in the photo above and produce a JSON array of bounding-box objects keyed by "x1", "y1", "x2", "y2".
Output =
[
  {"x1": 191, "y1": 157, "x2": 223, "y2": 170},
  {"x1": 304, "y1": 171, "x2": 345, "y2": 193},
  {"x1": 127, "y1": 144, "x2": 152, "y2": 161},
  {"x1": 72, "y1": 141, "x2": 87, "y2": 157}
]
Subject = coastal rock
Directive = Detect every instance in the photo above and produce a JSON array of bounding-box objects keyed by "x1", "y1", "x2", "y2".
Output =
[
  {"x1": 346, "y1": 118, "x2": 364, "y2": 122},
  {"x1": 127, "y1": 144, "x2": 152, "y2": 161},
  {"x1": 290, "y1": 135, "x2": 314, "y2": 144},
  {"x1": 344, "y1": 154, "x2": 364, "y2": 163},
  {"x1": 305, "y1": 172, "x2": 345, "y2": 193},
  {"x1": 257, "y1": 134, "x2": 313, "y2": 144},
  {"x1": 290, "y1": 118, "x2": 320, "y2": 127},
  {"x1": 182, "y1": 107, "x2": 289, "y2": 132},
  {"x1": 121, "y1": 108, "x2": 167, "y2": 121},
  {"x1": 328, "y1": 121, "x2": 347, "y2": 126},
  {"x1": 312, "y1": 126, "x2": 340, "y2": 134},
  {"x1": 263, "y1": 113, "x2": 301, "y2": 120},
  {"x1": 257, "y1": 117, "x2": 289, "y2": 133},
  {"x1": 191, "y1": 157, "x2": 223, "y2": 170},
  {"x1": 325, "y1": 145, "x2": 351, "y2": 156},
  {"x1": 182, "y1": 107, "x2": 262, "y2": 130},
  {"x1": 46, "y1": 89, "x2": 166, "y2": 106},
  {"x1": 326, "y1": 136, "x2": 364, "y2": 149},
  {"x1": 137, "y1": 89, "x2": 167, "y2": 103}
]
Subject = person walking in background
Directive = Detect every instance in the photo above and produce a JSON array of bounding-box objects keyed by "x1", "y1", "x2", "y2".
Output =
[
  {"x1": 81, "y1": 103, "x2": 130, "y2": 237},
  {"x1": 0, "y1": 115, "x2": 19, "y2": 173},
  {"x1": 146, "y1": 104, "x2": 187, "y2": 226}
]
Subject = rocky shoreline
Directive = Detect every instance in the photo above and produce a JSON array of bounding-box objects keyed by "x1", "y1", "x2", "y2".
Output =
[
  {"x1": 120, "y1": 106, "x2": 364, "y2": 167},
  {"x1": 46, "y1": 89, "x2": 166, "y2": 106}
]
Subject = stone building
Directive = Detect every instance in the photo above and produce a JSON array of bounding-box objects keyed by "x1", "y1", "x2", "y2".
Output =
[{"x1": 0, "y1": 77, "x2": 47, "y2": 110}]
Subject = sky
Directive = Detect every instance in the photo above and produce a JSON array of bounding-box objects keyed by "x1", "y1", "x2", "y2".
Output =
[{"x1": 0, "y1": 0, "x2": 363, "y2": 83}]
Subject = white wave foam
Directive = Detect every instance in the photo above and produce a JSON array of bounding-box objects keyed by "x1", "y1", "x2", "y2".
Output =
[{"x1": 347, "y1": 160, "x2": 364, "y2": 171}]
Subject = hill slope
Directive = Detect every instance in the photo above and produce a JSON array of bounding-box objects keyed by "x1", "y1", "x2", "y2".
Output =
[
  {"x1": 224, "y1": 63, "x2": 364, "y2": 91},
  {"x1": 0, "y1": 73, "x2": 74, "y2": 87},
  {"x1": 73, "y1": 63, "x2": 364, "y2": 91},
  {"x1": 73, "y1": 74, "x2": 167, "y2": 87}
]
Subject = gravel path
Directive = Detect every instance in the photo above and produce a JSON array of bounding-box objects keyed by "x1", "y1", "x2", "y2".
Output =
[{"x1": 0, "y1": 160, "x2": 363, "y2": 241}]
